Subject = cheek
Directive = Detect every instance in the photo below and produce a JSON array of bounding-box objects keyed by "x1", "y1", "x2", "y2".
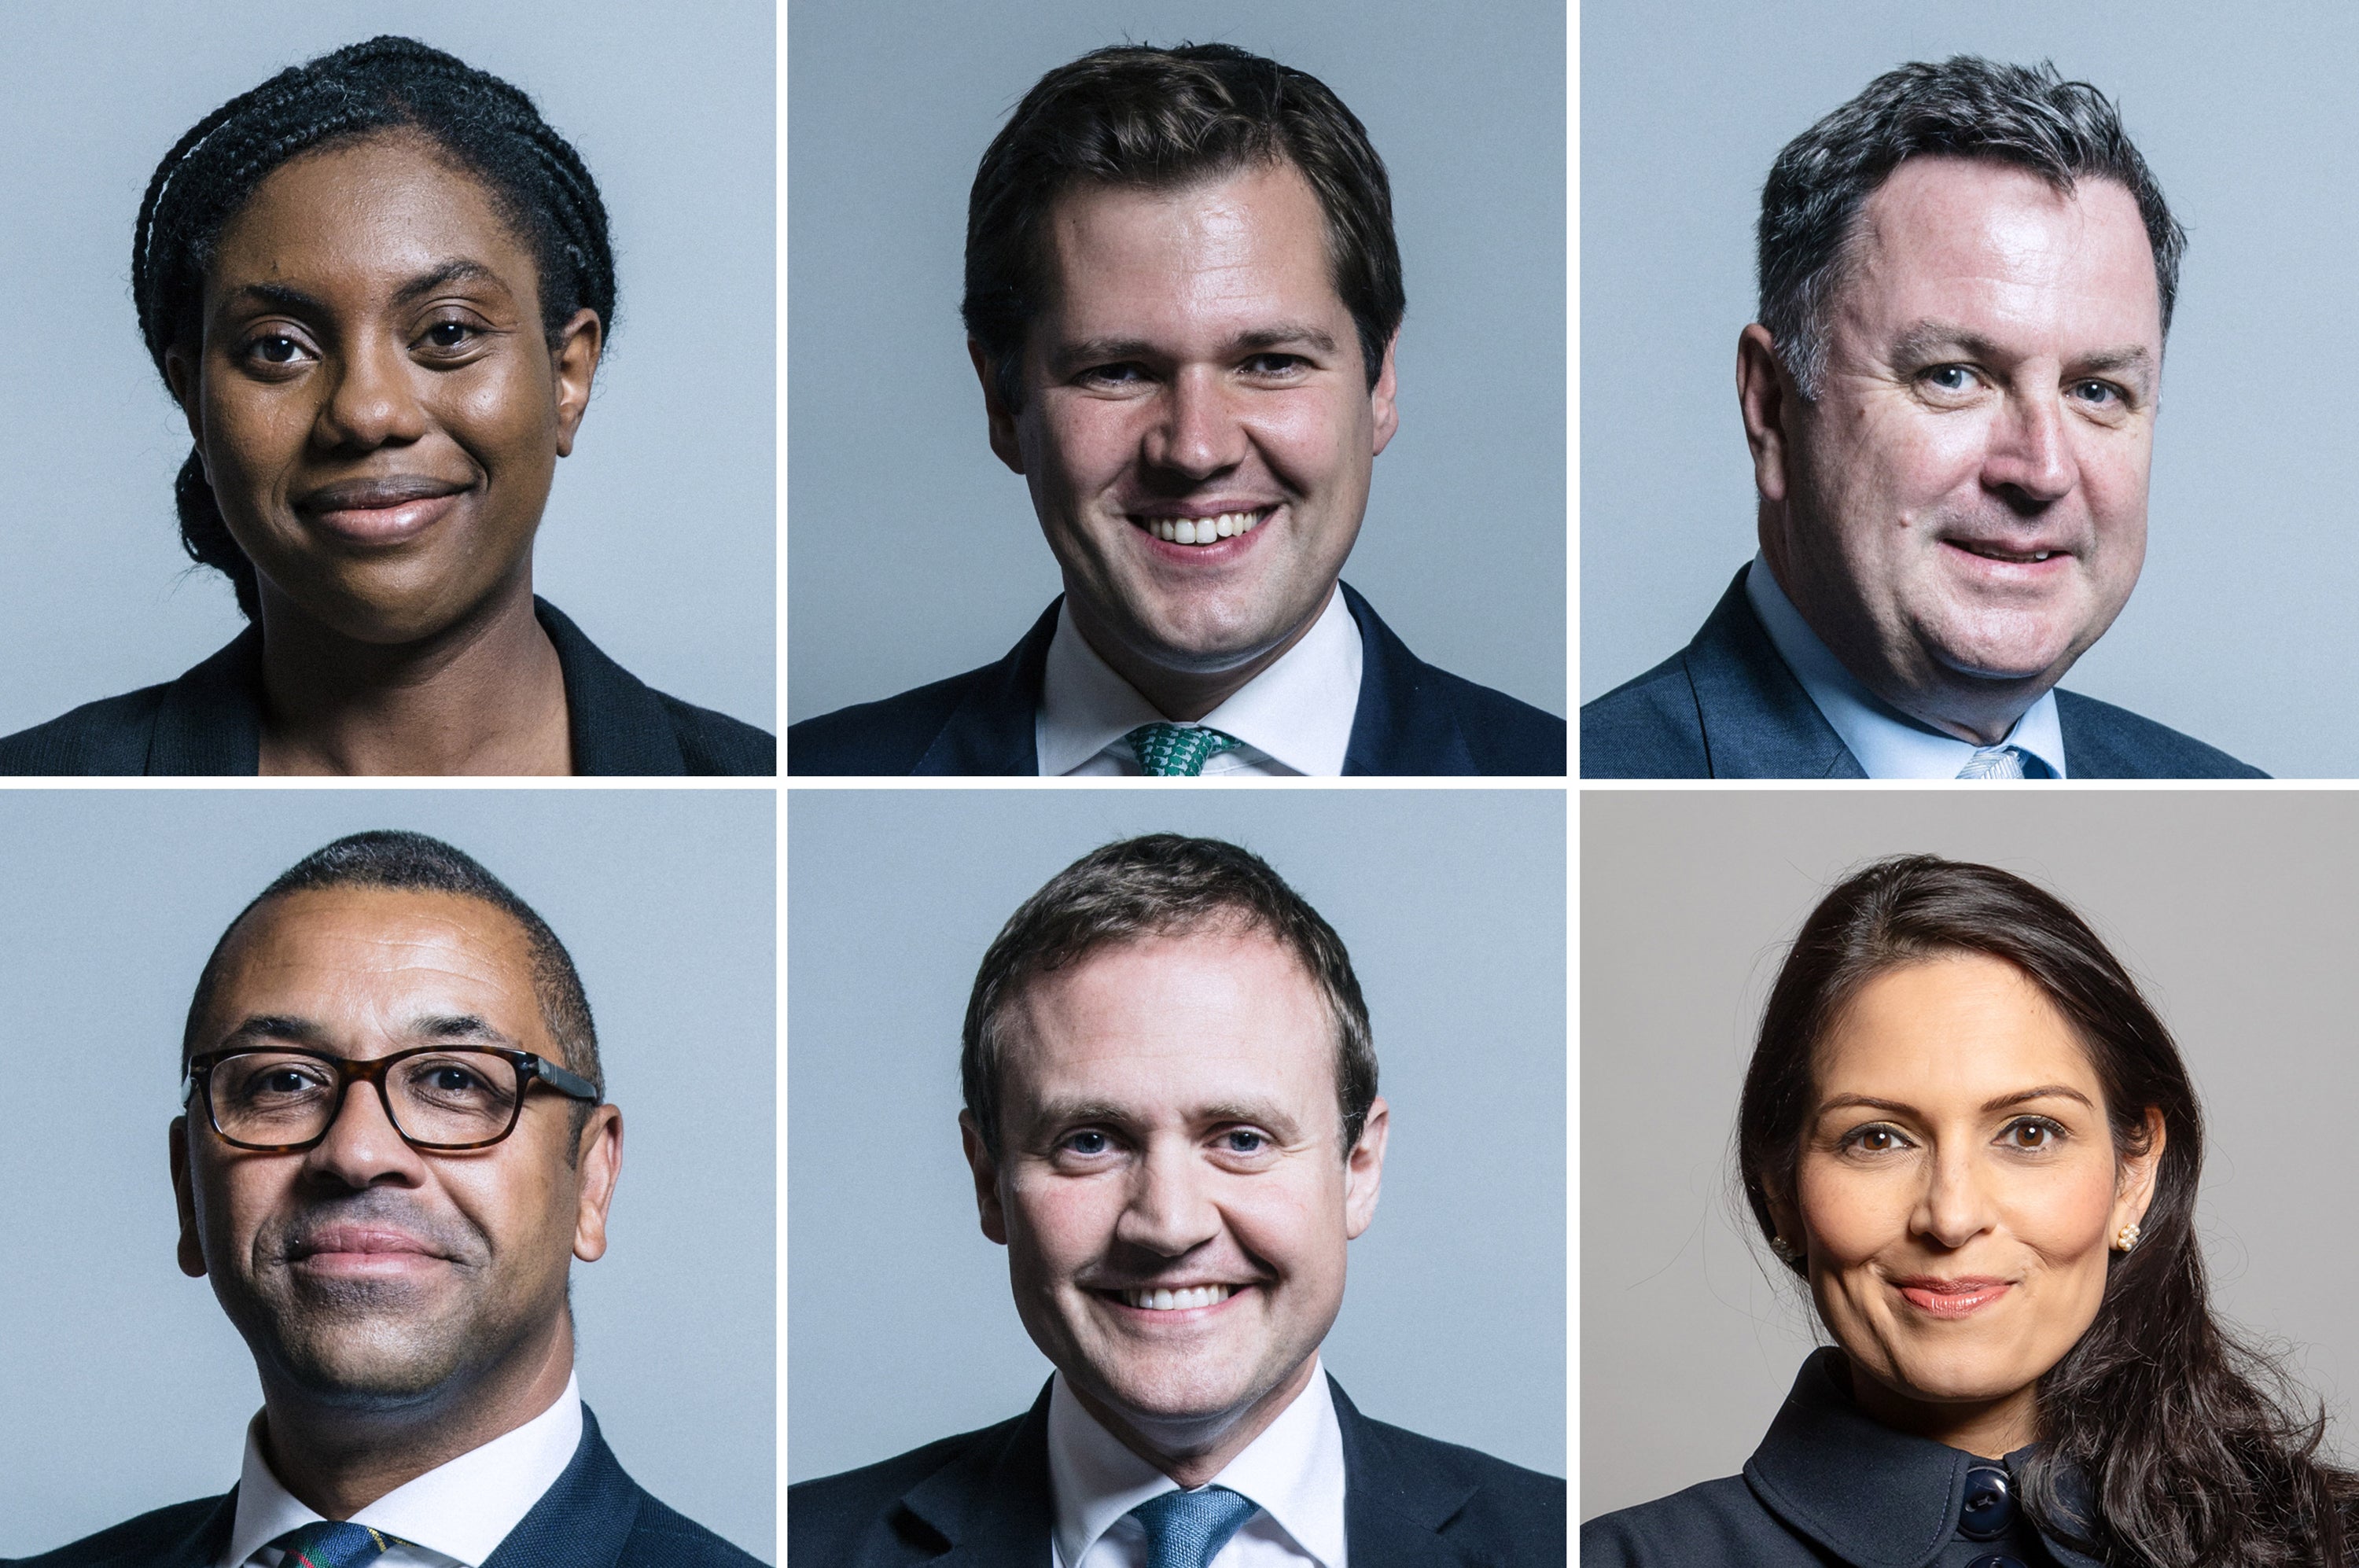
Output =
[
  {"x1": 1224, "y1": 1172, "x2": 1338, "y2": 1280},
  {"x1": 1007, "y1": 1173, "x2": 1114, "y2": 1272},
  {"x1": 1795, "y1": 1161, "x2": 1907, "y2": 1267}
]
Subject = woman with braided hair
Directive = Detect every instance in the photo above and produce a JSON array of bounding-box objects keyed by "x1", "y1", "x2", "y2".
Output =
[{"x1": 0, "y1": 35, "x2": 773, "y2": 775}]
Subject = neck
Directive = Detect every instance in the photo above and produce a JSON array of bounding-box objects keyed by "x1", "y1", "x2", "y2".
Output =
[
  {"x1": 253, "y1": 571, "x2": 571, "y2": 775},
  {"x1": 1843, "y1": 1357, "x2": 2038, "y2": 1460},
  {"x1": 1068, "y1": 583, "x2": 1335, "y2": 723},
  {"x1": 256, "y1": 1314, "x2": 576, "y2": 1520},
  {"x1": 1071, "y1": 1355, "x2": 1318, "y2": 1490}
]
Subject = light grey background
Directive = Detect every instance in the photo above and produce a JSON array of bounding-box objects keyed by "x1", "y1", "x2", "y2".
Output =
[
  {"x1": 0, "y1": 790, "x2": 775, "y2": 1559},
  {"x1": 1581, "y1": 789, "x2": 2359, "y2": 1521},
  {"x1": 787, "y1": 0, "x2": 1566, "y2": 723},
  {"x1": 0, "y1": 1, "x2": 774, "y2": 738},
  {"x1": 789, "y1": 790, "x2": 1566, "y2": 1482},
  {"x1": 1580, "y1": 2, "x2": 2359, "y2": 776}
]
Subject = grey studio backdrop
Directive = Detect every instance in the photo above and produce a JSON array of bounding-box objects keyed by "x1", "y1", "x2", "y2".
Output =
[
  {"x1": 1580, "y1": 790, "x2": 2359, "y2": 1521},
  {"x1": 786, "y1": 0, "x2": 1566, "y2": 725},
  {"x1": 0, "y1": 1, "x2": 774, "y2": 738},
  {"x1": 0, "y1": 791, "x2": 775, "y2": 1559},
  {"x1": 1581, "y1": 2, "x2": 2359, "y2": 776},
  {"x1": 787, "y1": 790, "x2": 1566, "y2": 1483}
]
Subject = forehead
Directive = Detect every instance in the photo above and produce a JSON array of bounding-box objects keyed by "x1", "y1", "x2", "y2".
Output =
[
  {"x1": 1815, "y1": 953, "x2": 2101, "y2": 1107},
  {"x1": 1837, "y1": 155, "x2": 2160, "y2": 350},
  {"x1": 1038, "y1": 159, "x2": 1347, "y2": 342},
  {"x1": 206, "y1": 886, "x2": 544, "y2": 1047},
  {"x1": 1004, "y1": 928, "x2": 1335, "y2": 1113}
]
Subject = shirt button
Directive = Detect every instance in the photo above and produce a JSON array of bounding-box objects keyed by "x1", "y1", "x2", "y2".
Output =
[
  {"x1": 1958, "y1": 1463, "x2": 2017, "y2": 1539},
  {"x1": 1966, "y1": 1558, "x2": 2026, "y2": 1568}
]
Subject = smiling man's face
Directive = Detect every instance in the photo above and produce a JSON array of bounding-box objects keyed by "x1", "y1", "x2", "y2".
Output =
[
  {"x1": 172, "y1": 885, "x2": 617, "y2": 1406},
  {"x1": 1759, "y1": 156, "x2": 2162, "y2": 736},
  {"x1": 962, "y1": 927, "x2": 1386, "y2": 1463}
]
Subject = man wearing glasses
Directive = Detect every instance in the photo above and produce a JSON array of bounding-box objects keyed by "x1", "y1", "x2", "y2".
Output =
[{"x1": 21, "y1": 830, "x2": 757, "y2": 1566}]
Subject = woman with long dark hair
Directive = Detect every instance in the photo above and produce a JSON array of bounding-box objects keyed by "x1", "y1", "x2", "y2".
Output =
[
  {"x1": 0, "y1": 36, "x2": 771, "y2": 775},
  {"x1": 1584, "y1": 855, "x2": 2353, "y2": 1566}
]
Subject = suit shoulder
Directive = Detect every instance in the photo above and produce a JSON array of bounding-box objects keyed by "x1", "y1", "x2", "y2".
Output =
[
  {"x1": 1579, "y1": 650, "x2": 1709, "y2": 778},
  {"x1": 16, "y1": 1496, "x2": 224, "y2": 1565},
  {"x1": 787, "y1": 666, "x2": 997, "y2": 776},
  {"x1": 1581, "y1": 1474, "x2": 1811, "y2": 1566},
  {"x1": 1425, "y1": 667, "x2": 1567, "y2": 775},
  {"x1": 2054, "y1": 689, "x2": 2267, "y2": 778},
  {"x1": 1355, "y1": 1413, "x2": 1566, "y2": 1544},
  {"x1": 651, "y1": 690, "x2": 777, "y2": 776},
  {"x1": 787, "y1": 1415, "x2": 1027, "y2": 1553},
  {"x1": 620, "y1": 1488, "x2": 768, "y2": 1566},
  {"x1": 0, "y1": 682, "x2": 173, "y2": 776}
]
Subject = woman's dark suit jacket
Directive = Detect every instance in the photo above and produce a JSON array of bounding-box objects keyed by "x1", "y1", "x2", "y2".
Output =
[
  {"x1": 0, "y1": 599, "x2": 774, "y2": 776},
  {"x1": 1581, "y1": 1349, "x2": 2102, "y2": 1567}
]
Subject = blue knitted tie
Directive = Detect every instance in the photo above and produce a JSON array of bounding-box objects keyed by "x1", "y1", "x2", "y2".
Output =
[
  {"x1": 269, "y1": 1522, "x2": 408, "y2": 1568},
  {"x1": 1127, "y1": 1485, "x2": 1260, "y2": 1568},
  {"x1": 1124, "y1": 723, "x2": 1244, "y2": 777}
]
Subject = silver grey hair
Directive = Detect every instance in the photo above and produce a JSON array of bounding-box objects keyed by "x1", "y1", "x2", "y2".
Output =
[{"x1": 1757, "y1": 56, "x2": 2185, "y2": 399}]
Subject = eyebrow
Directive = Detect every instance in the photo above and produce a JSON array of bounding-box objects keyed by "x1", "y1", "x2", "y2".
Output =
[
  {"x1": 1050, "y1": 322, "x2": 1340, "y2": 369},
  {"x1": 1018, "y1": 1095, "x2": 1305, "y2": 1142},
  {"x1": 1890, "y1": 320, "x2": 2155, "y2": 383},
  {"x1": 1816, "y1": 1084, "x2": 2099, "y2": 1119},
  {"x1": 210, "y1": 1012, "x2": 519, "y2": 1054},
  {"x1": 220, "y1": 258, "x2": 506, "y2": 319}
]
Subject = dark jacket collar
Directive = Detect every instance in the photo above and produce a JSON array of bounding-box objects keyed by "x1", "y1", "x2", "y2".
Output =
[
  {"x1": 143, "y1": 598, "x2": 688, "y2": 775},
  {"x1": 1744, "y1": 1349, "x2": 2100, "y2": 1568},
  {"x1": 1684, "y1": 569, "x2": 1866, "y2": 778},
  {"x1": 480, "y1": 1405, "x2": 640, "y2": 1568}
]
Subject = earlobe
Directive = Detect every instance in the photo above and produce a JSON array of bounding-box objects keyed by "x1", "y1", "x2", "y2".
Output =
[
  {"x1": 959, "y1": 1111, "x2": 1010, "y2": 1246},
  {"x1": 1367, "y1": 331, "x2": 1400, "y2": 457},
  {"x1": 169, "y1": 1117, "x2": 208, "y2": 1279},
  {"x1": 552, "y1": 307, "x2": 605, "y2": 459},
  {"x1": 164, "y1": 346, "x2": 204, "y2": 449},
  {"x1": 1342, "y1": 1098, "x2": 1389, "y2": 1239},
  {"x1": 572, "y1": 1106, "x2": 624, "y2": 1264},
  {"x1": 1736, "y1": 324, "x2": 1793, "y2": 504},
  {"x1": 970, "y1": 339, "x2": 1026, "y2": 477}
]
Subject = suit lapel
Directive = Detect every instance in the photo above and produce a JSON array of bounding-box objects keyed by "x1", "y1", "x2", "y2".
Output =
[
  {"x1": 148, "y1": 627, "x2": 266, "y2": 775},
  {"x1": 915, "y1": 603, "x2": 1058, "y2": 775},
  {"x1": 895, "y1": 1383, "x2": 1055, "y2": 1566},
  {"x1": 480, "y1": 1409, "x2": 637, "y2": 1568},
  {"x1": 1334, "y1": 1382, "x2": 1485, "y2": 1567},
  {"x1": 1681, "y1": 569, "x2": 1864, "y2": 778},
  {"x1": 1337, "y1": 583, "x2": 1476, "y2": 775}
]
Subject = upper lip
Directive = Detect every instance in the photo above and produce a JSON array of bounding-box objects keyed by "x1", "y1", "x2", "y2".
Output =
[
  {"x1": 1124, "y1": 502, "x2": 1279, "y2": 521},
  {"x1": 296, "y1": 476, "x2": 469, "y2": 513},
  {"x1": 1940, "y1": 533, "x2": 2074, "y2": 558},
  {"x1": 1890, "y1": 1274, "x2": 2011, "y2": 1292},
  {"x1": 288, "y1": 1226, "x2": 440, "y2": 1259},
  {"x1": 1091, "y1": 1278, "x2": 1253, "y2": 1291}
]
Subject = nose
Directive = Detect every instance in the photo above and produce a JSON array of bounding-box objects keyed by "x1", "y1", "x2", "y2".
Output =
[
  {"x1": 1113, "y1": 1140, "x2": 1220, "y2": 1258},
  {"x1": 314, "y1": 332, "x2": 430, "y2": 451},
  {"x1": 1912, "y1": 1145, "x2": 1998, "y2": 1251},
  {"x1": 1981, "y1": 387, "x2": 2077, "y2": 509},
  {"x1": 303, "y1": 1078, "x2": 425, "y2": 1189},
  {"x1": 1140, "y1": 366, "x2": 1247, "y2": 481}
]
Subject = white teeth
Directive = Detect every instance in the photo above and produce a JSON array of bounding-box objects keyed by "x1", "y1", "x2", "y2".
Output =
[
  {"x1": 1138, "y1": 510, "x2": 1267, "y2": 545},
  {"x1": 2033, "y1": 551, "x2": 2051, "y2": 561},
  {"x1": 1216, "y1": 514, "x2": 1237, "y2": 538},
  {"x1": 1123, "y1": 1283, "x2": 1236, "y2": 1311}
]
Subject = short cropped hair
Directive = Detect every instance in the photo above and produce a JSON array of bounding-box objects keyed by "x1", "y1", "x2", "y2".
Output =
[
  {"x1": 963, "y1": 42, "x2": 1405, "y2": 412},
  {"x1": 962, "y1": 834, "x2": 1377, "y2": 1161},
  {"x1": 1758, "y1": 56, "x2": 2184, "y2": 399},
  {"x1": 182, "y1": 831, "x2": 602, "y2": 1117}
]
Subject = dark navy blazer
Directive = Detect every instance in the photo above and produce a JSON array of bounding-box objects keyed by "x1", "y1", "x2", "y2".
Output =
[
  {"x1": 1580, "y1": 568, "x2": 2265, "y2": 779},
  {"x1": 789, "y1": 1376, "x2": 1565, "y2": 1566},
  {"x1": 1581, "y1": 1351, "x2": 2100, "y2": 1568},
  {"x1": 787, "y1": 583, "x2": 1566, "y2": 776},
  {"x1": 0, "y1": 598, "x2": 775, "y2": 777},
  {"x1": 15, "y1": 1408, "x2": 762, "y2": 1566}
]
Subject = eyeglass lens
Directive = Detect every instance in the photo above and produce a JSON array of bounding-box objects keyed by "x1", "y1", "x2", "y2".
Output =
[{"x1": 208, "y1": 1050, "x2": 523, "y2": 1147}]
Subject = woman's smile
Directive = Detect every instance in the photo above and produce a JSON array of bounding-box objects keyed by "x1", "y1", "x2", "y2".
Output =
[{"x1": 294, "y1": 474, "x2": 477, "y2": 547}]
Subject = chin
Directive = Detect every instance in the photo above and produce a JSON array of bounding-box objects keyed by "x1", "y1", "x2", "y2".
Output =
[{"x1": 270, "y1": 1327, "x2": 470, "y2": 1404}]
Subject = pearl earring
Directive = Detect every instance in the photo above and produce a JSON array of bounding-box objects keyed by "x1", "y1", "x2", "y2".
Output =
[
  {"x1": 1768, "y1": 1235, "x2": 1801, "y2": 1264},
  {"x1": 2112, "y1": 1222, "x2": 2143, "y2": 1253}
]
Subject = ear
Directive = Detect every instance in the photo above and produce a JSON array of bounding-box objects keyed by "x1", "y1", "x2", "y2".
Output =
[
  {"x1": 163, "y1": 343, "x2": 206, "y2": 455},
  {"x1": 550, "y1": 307, "x2": 605, "y2": 458},
  {"x1": 570, "y1": 1104, "x2": 624, "y2": 1264},
  {"x1": 1367, "y1": 330, "x2": 1400, "y2": 458},
  {"x1": 1736, "y1": 323, "x2": 1797, "y2": 505},
  {"x1": 1341, "y1": 1097, "x2": 1389, "y2": 1239},
  {"x1": 1761, "y1": 1180, "x2": 1805, "y2": 1267},
  {"x1": 970, "y1": 338, "x2": 1026, "y2": 476},
  {"x1": 959, "y1": 1110, "x2": 1009, "y2": 1246},
  {"x1": 170, "y1": 1115, "x2": 208, "y2": 1279},
  {"x1": 2112, "y1": 1106, "x2": 2167, "y2": 1239}
]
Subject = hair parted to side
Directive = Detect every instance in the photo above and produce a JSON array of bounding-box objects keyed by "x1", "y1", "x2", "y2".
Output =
[
  {"x1": 1757, "y1": 56, "x2": 2184, "y2": 399},
  {"x1": 182, "y1": 830, "x2": 602, "y2": 1133},
  {"x1": 962, "y1": 834, "x2": 1376, "y2": 1161},
  {"x1": 963, "y1": 42, "x2": 1404, "y2": 414},
  {"x1": 136, "y1": 35, "x2": 617, "y2": 620},
  {"x1": 1739, "y1": 855, "x2": 2354, "y2": 1566}
]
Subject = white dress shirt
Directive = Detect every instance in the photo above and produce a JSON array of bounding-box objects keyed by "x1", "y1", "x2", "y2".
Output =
[
  {"x1": 1745, "y1": 555, "x2": 2068, "y2": 778},
  {"x1": 1048, "y1": 1361, "x2": 1346, "y2": 1568},
  {"x1": 219, "y1": 1375, "x2": 584, "y2": 1568},
  {"x1": 1036, "y1": 590, "x2": 1363, "y2": 776}
]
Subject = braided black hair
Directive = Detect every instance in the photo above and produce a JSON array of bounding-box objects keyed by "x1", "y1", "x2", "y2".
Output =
[{"x1": 134, "y1": 36, "x2": 616, "y2": 619}]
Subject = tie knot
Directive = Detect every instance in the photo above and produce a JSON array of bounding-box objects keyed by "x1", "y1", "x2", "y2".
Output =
[
  {"x1": 1128, "y1": 1485, "x2": 1261, "y2": 1568},
  {"x1": 1124, "y1": 723, "x2": 1244, "y2": 778},
  {"x1": 269, "y1": 1522, "x2": 408, "y2": 1568},
  {"x1": 1956, "y1": 745, "x2": 2028, "y2": 780}
]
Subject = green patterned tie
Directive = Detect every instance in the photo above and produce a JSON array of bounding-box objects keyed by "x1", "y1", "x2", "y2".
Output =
[
  {"x1": 1124, "y1": 723, "x2": 1245, "y2": 777},
  {"x1": 268, "y1": 1522, "x2": 410, "y2": 1568}
]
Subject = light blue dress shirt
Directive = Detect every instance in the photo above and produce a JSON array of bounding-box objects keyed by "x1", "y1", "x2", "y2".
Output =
[{"x1": 1744, "y1": 556, "x2": 2067, "y2": 779}]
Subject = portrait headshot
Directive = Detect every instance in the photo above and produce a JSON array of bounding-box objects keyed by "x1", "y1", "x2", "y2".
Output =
[
  {"x1": 786, "y1": 790, "x2": 1565, "y2": 1562},
  {"x1": 1581, "y1": 790, "x2": 2359, "y2": 1564},
  {"x1": 0, "y1": 791, "x2": 773, "y2": 1561},
  {"x1": 1579, "y1": 4, "x2": 2359, "y2": 778},
  {"x1": 786, "y1": 0, "x2": 1565, "y2": 776},
  {"x1": 0, "y1": 3, "x2": 775, "y2": 775}
]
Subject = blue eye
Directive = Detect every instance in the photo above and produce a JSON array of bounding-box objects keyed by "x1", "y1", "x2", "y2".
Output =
[{"x1": 1065, "y1": 1130, "x2": 1110, "y2": 1156}]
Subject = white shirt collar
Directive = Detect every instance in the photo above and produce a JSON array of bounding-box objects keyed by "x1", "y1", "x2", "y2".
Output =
[
  {"x1": 1047, "y1": 1361, "x2": 1346, "y2": 1568},
  {"x1": 221, "y1": 1375, "x2": 583, "y2": 1568},
  {"x1": 1035, "y1": 589, "x2": 1363, "y2": 776},
  {"x1": 1744, "y1": 555, "x2": 2068, "y2": 778}
]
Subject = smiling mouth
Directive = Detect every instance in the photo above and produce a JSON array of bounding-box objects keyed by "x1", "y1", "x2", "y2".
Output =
[
  {"x1": 1946, "y1": 539, "x2": 2063, "y2": 564},
  {"x1": 1895, "y1": 1278, "x2": 2012, "y2": 1318},
  {"x1": 1095, "y1": 1283, "x2": 1242, "y2": 1312},
  {"x1": 1128, "y1": 508, "x2": 1272, "y2": 547}
]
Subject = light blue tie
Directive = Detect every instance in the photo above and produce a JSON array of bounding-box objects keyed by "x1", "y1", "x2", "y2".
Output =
[
  {"x1": 1128, "y1": 1485, "x2": 1260, "y2": 1568},
  {"x1": 1956, "y1": 745, "x2": 2028, "y2": 779},
  {"x1": 1124, "y1": 723, "x2": 1245, "y2": 777},
  {"x1": 268, "y1": 1522, "x2": 408, "y2": 1568}
]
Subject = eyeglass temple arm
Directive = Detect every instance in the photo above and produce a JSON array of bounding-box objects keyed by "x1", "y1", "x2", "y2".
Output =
[{"x1": 529, "y1": 1055, "x2": 602, "y2": 1104}]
